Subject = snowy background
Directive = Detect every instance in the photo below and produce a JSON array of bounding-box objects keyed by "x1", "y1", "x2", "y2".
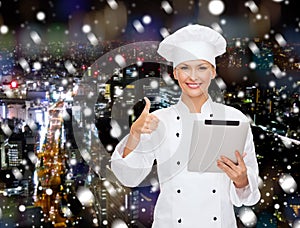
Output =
[{"x1": 0, "y1": 0, "x2": 300, "y2": 227}]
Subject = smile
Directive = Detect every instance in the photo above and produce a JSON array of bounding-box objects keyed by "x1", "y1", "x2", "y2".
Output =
[{"x1": 186, "y1": 83, "x2": 201, "y2": 89}]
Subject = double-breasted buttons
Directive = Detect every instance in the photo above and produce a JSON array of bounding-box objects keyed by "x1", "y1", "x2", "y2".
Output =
[
  {"x1": 177, "y1": 218, "x2": 182, "y2": 223},
  {"x1": 213, "y1": 217, "x2": 218, "y2": 221},
  {"x1": 177, "y1": 189, "x2": 181, "y2": 193},
  {"x1": 212, "y1": 189, "x2": 216, "y2": 193},
  {"x1": 176, "y1": 116, "x2": 180, "y2": 137},
  {"x1": 175, "y1": 115, "x2": 181, "y2": 167}
]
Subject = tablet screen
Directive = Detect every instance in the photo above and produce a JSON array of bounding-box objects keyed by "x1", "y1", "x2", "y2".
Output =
[{"x1": 187, "y1": 120, "x2": 249, "y2": 173}]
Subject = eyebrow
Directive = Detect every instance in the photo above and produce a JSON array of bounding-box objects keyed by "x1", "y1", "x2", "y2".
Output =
[{"x1": 178, "y1": 63, "x2": 209, "y2": 67}]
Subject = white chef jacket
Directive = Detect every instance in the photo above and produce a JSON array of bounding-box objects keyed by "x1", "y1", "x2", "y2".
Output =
[{"x1": 111, "y1": 97, "x2": 261, "y2": 228}]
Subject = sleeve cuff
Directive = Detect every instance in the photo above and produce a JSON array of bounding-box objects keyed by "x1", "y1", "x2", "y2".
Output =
[
  {"x1": 230, "y1": 167, "x2": 261, "y2": 207},
  {"x1": 110, "y1": 134, "x2": 154, "y2": 169}
]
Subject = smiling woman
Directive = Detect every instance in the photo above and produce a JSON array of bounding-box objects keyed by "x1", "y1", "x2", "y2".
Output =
[{"x1": 111, "y1": 24, "x2": 261, "y2": 228}]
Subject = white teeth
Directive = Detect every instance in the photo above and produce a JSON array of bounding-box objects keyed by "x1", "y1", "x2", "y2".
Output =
[{"x1": 187, "y1": 83, "x2": 200, "y2": 88}]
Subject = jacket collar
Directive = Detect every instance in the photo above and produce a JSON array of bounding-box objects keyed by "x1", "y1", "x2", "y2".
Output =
[{"x1": 175, "y1": 96, "x2": 214, "y2": 116}]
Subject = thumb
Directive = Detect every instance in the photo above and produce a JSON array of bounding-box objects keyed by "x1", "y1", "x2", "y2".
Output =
[{"x1": 142, "y1": 97, "x2": 151, "y2": 114}]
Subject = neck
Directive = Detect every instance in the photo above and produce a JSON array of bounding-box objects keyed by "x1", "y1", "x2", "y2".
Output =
[{"x1": 181, "y1": 93, "x2": 209, "y2": 113}]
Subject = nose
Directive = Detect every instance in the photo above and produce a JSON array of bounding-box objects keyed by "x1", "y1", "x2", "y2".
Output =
[{"x1": 189, "y1": 69, "x2": 198, "y2": 81}]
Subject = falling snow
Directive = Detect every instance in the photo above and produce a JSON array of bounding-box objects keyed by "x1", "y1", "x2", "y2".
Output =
[
  {"x1": 87, "y1": 32, "x2": 99, "y2": 46},
  {"x1": 0, "y1": 25, "x2": 9, "y2": 34},
  {"x1": 208, "y1": 0, "x2": 225, "y2": 16},
  {"x1": 161, "y1": 1, "x2": 173, "y2": 14},
  {"x1": 245, "y1": 1, "x2": 259, "y2": 13},
  {"x1": 30, "y1": 31, "x2": 42, "y2": 45},
  {"x1": 239, "y1": 207, "x2": 257, "y2": 227},
  {"x1": 36, "y1": 11, "x2": 46, "y2": 21},
  {"x1": 133, "y1": 20, "x2": 145, "y2": 33},
  {"x1": 211, "y1": 22, "x2": 223, "y2": 33},
  {"x1": 248, "y1": 42, "x2": 260, "y2": 55},
  {"x1": 275, "y1": 33, "x2": 287, "y2": 47},
  {"x1": 76, "y1": 187, "x2": 95, "y2": 206},
  {"x1": 0, "y1": 0, "x2": 299, "y2": 227},
  {"x1": 114, "y1": 54, "x2": 126, "y2": 68}
]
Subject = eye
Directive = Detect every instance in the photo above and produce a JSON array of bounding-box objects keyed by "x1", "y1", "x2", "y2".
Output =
[
  {"x1": 179, "y1": 66, "x2": 188, "y2": 70},
  {"x1": 198, "y1": 66, "x2": 208, "y2": 71}
]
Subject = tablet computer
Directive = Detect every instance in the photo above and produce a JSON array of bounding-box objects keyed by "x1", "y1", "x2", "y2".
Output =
[{"x1": 187, "y1": 120, "x2": 249, "y2": 173}]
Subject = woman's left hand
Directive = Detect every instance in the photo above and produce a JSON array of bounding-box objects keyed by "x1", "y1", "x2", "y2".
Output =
[{"x1": 217, "y1": 151, "x2": 249, "y2": 188}]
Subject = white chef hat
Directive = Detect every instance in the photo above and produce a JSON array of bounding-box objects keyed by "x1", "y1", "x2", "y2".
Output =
[{"x1": 157, "y1": 24, "x2": 227, "y2": 68}]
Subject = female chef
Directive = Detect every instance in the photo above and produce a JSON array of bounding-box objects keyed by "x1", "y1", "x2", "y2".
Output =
[{"x1": 110, "y1": 24, "x2": 261, "y2": 227}]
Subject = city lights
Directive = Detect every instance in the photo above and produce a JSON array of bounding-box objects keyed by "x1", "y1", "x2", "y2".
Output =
[{"x1": 0, "y1": 0, "x2": 299, "y2": 227}]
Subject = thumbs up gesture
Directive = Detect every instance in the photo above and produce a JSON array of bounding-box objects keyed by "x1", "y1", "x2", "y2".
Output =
[
  {"x1": 131, "y1": 97, "x2": 159, "y2": 136},
  {"x1": 123, "y1": 97, "x2": 159, "y2": 157}
]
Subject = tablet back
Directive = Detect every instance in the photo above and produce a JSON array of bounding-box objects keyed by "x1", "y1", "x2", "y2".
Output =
[{"x1": 187, "y1": 120, "x2": 249, "y2": 172}]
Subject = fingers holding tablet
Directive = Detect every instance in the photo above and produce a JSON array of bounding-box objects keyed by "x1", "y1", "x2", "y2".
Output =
[{"x1": 217, "y1": 150, "x2": 249, "y2": 188}]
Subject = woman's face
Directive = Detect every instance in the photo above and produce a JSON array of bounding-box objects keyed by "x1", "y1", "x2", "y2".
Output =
[{"x1": 173, "y1": 59, "x2": 216, "y2": 99}]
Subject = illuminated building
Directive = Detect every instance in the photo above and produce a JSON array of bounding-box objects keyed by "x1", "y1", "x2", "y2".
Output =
[{"x1": 0, "y1": 140, "x2": 22, "y2": 170}]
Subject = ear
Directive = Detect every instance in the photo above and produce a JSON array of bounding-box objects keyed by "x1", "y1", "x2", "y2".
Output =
[
  {"x1": 211, "y1": 68, "x2": 217, "y2": 79},
  {"x1": 173, "y1": 68, "x2": 178, "y2": 80}
]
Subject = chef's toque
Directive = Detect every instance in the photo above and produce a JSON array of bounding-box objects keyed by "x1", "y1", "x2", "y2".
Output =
[{"x1": 157, "y1": 24, "x2": 227, "y2": 68}]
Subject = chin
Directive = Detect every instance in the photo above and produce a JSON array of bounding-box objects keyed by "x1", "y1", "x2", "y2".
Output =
[{"x1": 185, "y1": 92, "x2": 205, "y2": 98}]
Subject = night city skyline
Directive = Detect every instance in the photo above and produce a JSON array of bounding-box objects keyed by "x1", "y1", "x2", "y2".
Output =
[{"x1": 0, "y1": 0, "x2": 299, "y2": 227}]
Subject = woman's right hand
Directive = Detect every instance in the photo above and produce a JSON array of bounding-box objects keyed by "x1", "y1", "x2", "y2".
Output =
[
  {"x1": 123, "y1": 97, "x2": 159, "y2": 157},
  {"x1": 131, "y1": 97, "x2": 159, "y2": 137}
]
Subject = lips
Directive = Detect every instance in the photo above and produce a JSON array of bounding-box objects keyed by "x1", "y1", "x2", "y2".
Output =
[{"x1": 186, "y1": 83, "x2": 201, "y2": 89}]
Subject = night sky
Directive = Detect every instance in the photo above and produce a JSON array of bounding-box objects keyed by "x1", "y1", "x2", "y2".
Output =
[{"x1": 0, "y1": 0, "x2": 300, "y2": 227}]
